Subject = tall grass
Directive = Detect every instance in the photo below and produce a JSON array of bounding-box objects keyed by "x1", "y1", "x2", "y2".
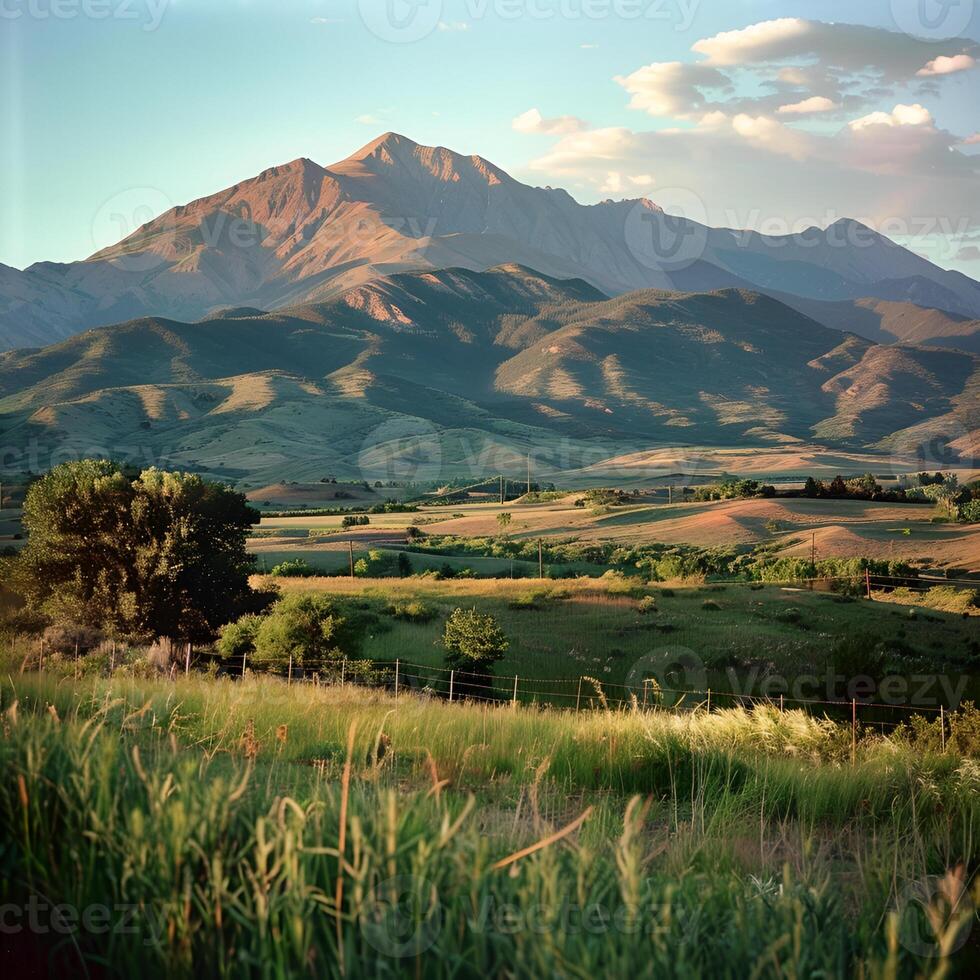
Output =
[{"x1": 1, "y1": 671, "x2": 978, "y2": 977}]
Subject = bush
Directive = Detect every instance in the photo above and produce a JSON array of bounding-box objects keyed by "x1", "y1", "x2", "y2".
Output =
[
  {"x1": 269, "y1": 559, "x2": 318, "y2": 577},
  {"x1": 701, "y1": 599, "x2": 721, "y2": 611},
  {"x1": 638, "y1": 596, "x2": 658, "y2": 614},
  {"x1": 387, "y1": 600, "x2": 437, "y2": 623}
]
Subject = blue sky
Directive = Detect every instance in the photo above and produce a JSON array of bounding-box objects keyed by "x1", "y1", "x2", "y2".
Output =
[{"x1": 2, "y1": 0, "x2": 978, "y2": 273}]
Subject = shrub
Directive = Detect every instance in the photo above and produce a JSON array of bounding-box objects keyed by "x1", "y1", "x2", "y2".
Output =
[
  {"x1": 701, "y1": 599, "x2": 721, "y2": 611},
  {"x1": 387, "y1": 600, "x2": 437, "y2": 623},
  {"x1": 269, "y1": 559, "x2": 318, "y2": 577},
  {"x1": 638, "y1": 596, "x2": 658, "y2": 614}
]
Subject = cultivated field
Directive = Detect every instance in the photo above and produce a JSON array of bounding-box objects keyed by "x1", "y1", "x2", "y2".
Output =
[{"x1": 248, "y1": 493, "x2": 980, "y2": 573}]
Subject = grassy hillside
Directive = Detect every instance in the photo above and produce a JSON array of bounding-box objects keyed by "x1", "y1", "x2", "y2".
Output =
[{"x1": 0, "y1": 269, "x2": 976, "y2": 486}]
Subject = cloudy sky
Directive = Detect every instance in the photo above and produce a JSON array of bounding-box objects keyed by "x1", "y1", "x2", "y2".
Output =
[{"x1": 1, "y1": 0, "x2": 978, "y2": 273}]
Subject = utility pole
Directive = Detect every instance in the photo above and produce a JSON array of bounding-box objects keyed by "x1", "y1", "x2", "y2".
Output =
[
  {"x1": 538, "y1": 539, "x2": 543, "y2": 579},
  {"x1": 526, "y1": 453, "x2": 532, "y2": 495},
  {"x1": 667, "y1": 485, "x2": 672, "y2": 505},
  {"x1": 499, "y1": 474, "x2": 504, "y2": 505},
  {"x1": 348, "y1": 540, "x2": 355, "y2": 579}
]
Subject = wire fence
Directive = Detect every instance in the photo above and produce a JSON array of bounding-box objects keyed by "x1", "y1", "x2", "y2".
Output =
[{"x1": 193, "y1": 646, "x2": 956, "y2": 751}]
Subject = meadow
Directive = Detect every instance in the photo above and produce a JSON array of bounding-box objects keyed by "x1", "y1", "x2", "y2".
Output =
[{"x1": 1, "y1": 668, "x2": 979, "y2": 978}]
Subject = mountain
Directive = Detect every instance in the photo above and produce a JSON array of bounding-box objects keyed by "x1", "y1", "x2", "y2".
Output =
[
  {"x1": 768, "y1": 294, "x2": 980, "y2": 354},
  {"x1": 1, "y1": 266, "x2": 975, "y2": 485},
  {"x1": 2, "y1": 133, "x2": 979, "y2": 351}
]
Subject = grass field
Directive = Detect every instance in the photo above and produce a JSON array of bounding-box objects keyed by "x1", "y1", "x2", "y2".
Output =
[
  {"x1": 247, "y1": 576, "x2": 980, "y2": 719},
  {"x1": 1, "y1": 668, "x2": 978, "y2": 978}
]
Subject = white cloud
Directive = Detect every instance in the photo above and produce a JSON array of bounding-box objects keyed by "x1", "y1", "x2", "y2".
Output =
[
  {"x1": 692, "y1": 18, "x2": 811, "y2": 66},
  {"x1": 962, "y1": 133, "x2": 980, "y2": 145},
  {"x1": 615, "y1": 61, "x2": 732, "y2": 118},
  {"x1": 777, "y1": 96, "x2": 839, "y2": 115},
  {"x1": 512, "y1": 108, "x2": 586, "y2": 136},
  {"x1": 580, "y1": 43, "x2": 599, "y2": 50},
  {"x1": 849, "y1": 103, "x2": 934, "y2": 131},
  {"x1": 438, "y1": 21, "x2": 469, "y2": 32},
  {"x1": 310, "y1": 16, "x2": 342, "y2": 25},
  {"x1": 731, "y1": 114, "x2": 811, "y2": 160},
  {"x1": 691, "y1": 18, "x2": 978, "y2": 82},
  {"x1": 356, "y1": 114, "x2": 384, "y2": 126},
  {"x1": 917, "y1": 54, "x2": 976, "y2": 77}
]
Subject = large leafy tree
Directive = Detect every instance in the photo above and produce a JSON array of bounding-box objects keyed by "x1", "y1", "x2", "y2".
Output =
[{"x1": 10, "y1": 460, "x2": 261, "y2": 642}]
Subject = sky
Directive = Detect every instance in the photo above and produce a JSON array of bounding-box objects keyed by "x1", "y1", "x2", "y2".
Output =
[{"x1": 1, "y1": 0, "x2": 979, "y2": 274}]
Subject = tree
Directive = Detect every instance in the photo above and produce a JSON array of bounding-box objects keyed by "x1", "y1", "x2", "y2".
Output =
[
  {"x1": 442, "y1": 607, "x2": 508, "y2": 673},
  {"x1": 9, "y1": 460, "x2": 262, "y2": 643},
  {"x1": 496, "y1": 512, "x2": 513, "y2": 533},
  {"x1": 803, "y1": 477, "x2": 823, "y2": 498},
  {"x1": 828, "y1": 475, "x2": 847, "y2": 497}
]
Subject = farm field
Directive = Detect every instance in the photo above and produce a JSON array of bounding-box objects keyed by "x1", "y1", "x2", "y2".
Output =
[{"x1": 248, "y1": 494, "x2": 980, "y2": 573}]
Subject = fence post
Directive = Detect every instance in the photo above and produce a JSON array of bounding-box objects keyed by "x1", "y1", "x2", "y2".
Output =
[
  {"x1": 512, "y1": 674, "x2": 519, "y2": 706},
  {"x1": 576, "y1": 676, "x2": 583, "y2": 712},
  {"x1": 288, "y1": 654, "x2": 293, "y2": 686},
  {"x1": 865, "y1": 568, "x2": 872, "y2": 600},
  {"x1": 110, "y1": 640, "x2": 116, "y2": 673},
  {"x1": 394, "y1": 659, "x2": 400, "y2": 698},
  {"x1": 185, "y1": 642, "x2": 191, "y2": 676},
  {"x1": 940, "y1": 704, "x2": 946, "y2": 753},
  {"x1": 706, "y1": 688, "x2": 711, "y2": 713},
  {"x1": 851, "y1": 699, "x2": 857, "y2": 763},
  {"x1": 779, "y1": 694, "x2": 784, "y2": 713},
  {"x1": 449, "y1": 670, "x2": 455, "y2": 702},
  {"x1": 341, "y1": 658, "x2": 347, "y2": 687},
  {"x1": 242, "y1": 651, "x2": 247, "y2": 678},
  {"x1": 642, "y1": 679, "x2": 648, "y2": 710}
]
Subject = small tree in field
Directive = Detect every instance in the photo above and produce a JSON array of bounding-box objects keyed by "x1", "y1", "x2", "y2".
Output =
[
  {"x1": 442, "y1": 607, "x2": 508, "y2": 695},
  {"x1": 496, "y1": 512, "x2": 512, "y2": 534}
]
